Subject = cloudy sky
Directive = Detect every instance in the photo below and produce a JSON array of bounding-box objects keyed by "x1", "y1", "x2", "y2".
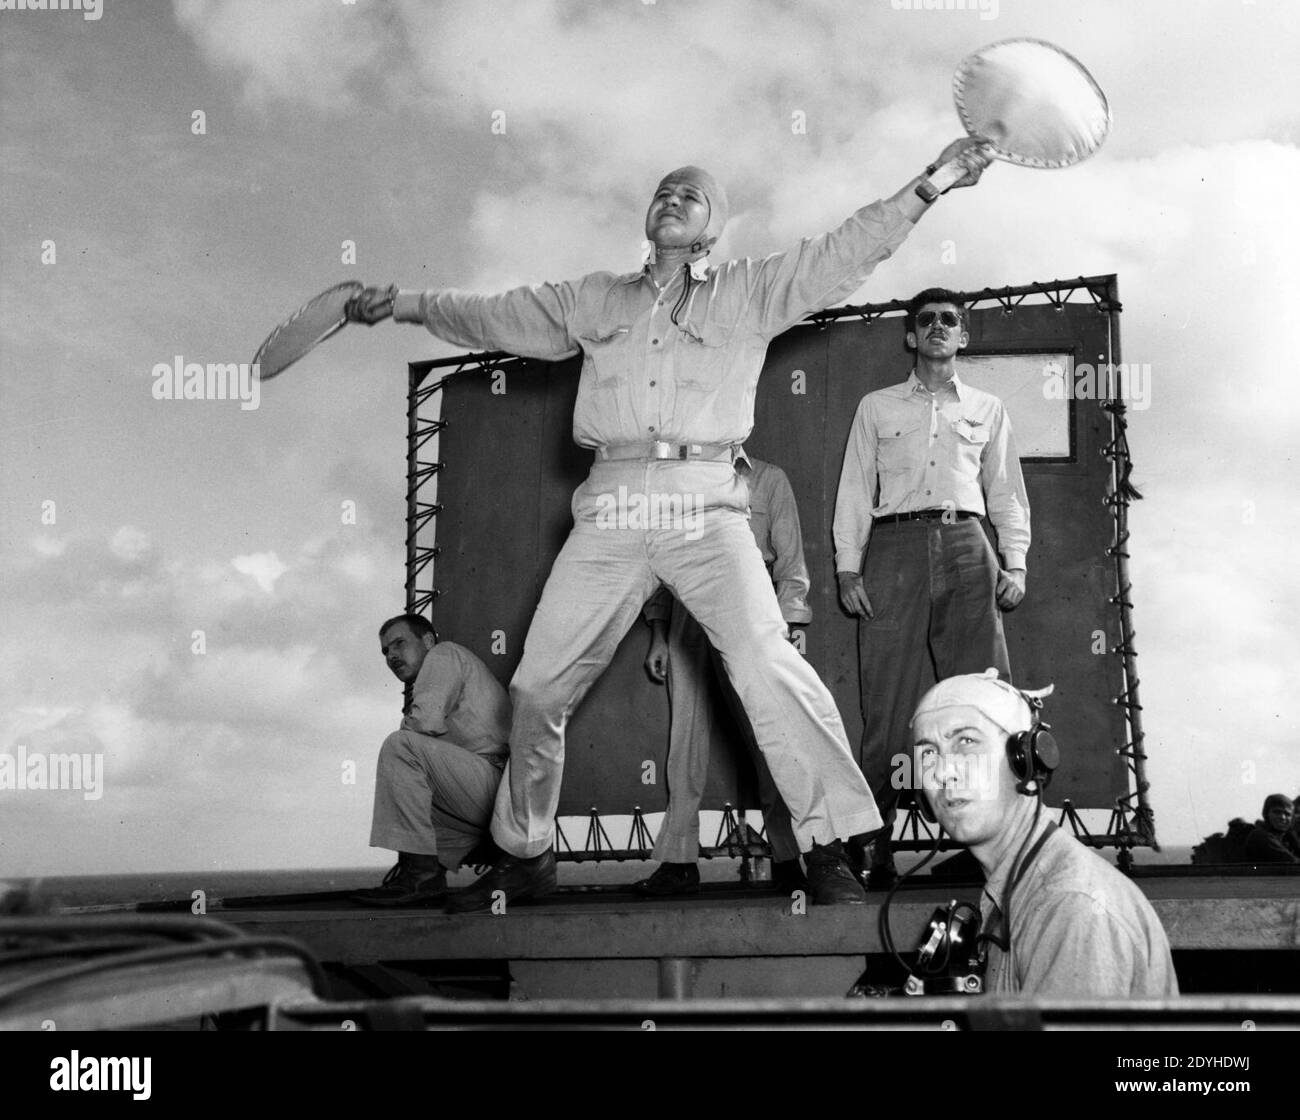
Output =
[{"x1": 2, "y1": 0, "x2": 1297, "y2": 877}]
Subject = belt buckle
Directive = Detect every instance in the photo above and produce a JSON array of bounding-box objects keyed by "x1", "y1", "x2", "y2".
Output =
[{"x1": 649, "y1": 440, "x2": 673, "y2": 460}]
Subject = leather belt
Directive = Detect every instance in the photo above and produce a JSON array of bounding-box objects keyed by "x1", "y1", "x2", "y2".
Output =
[
  {"x1": 597, "y1": 441, "x2": 738, "y2": 463},
  {"x1": 875, "y1": 509, "x2": 980, "y2": 525}
]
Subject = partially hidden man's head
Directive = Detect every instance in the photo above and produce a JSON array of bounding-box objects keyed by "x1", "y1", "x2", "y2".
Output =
[
  {"x1": 909, "y1": 669, "x2": 1049, "y2": 848},
  {"x1": 905, "y1": 287, "x2": 970, "y2": 360},
  {"x1": 379, "y1": 613, "x2": 436, "y2": 684},
  {"x1": 1263, "y1": 793, "x2": 1294, "y2": 834},
  {"x1": 644, "y1": 165, "x2": 729, "y2": 258}
]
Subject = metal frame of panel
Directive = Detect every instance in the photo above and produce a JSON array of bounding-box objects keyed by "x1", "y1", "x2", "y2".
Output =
[{"x1": 404, "y1": 275, "x2": 1154, "y2": 857}]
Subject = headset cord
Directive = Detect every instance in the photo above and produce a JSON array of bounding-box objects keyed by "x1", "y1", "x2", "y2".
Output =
[
  {"x1": 976, "y1": 797, "x2": 1038, "y2": 955},
  {"x1": 669, "y1": 263, "x2": 693, "y2": 326},
  {"x1": 879, "y1": 824, "x2": 945, "y2": 975},
  {"x1": 987, "y1": 791, "x2": 1054, "y2": 975}
]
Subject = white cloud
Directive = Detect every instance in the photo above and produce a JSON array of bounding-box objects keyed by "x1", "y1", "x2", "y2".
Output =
[
  {"x1": 0, "y1": 705, "x2": 79, "y2": 751},
  {"x1": 29, "y1": 536, "x2": 67, "y2": 559},
  {"x1": 172, "y1": 0, "x2": 393, "y2": 111},
  {"x1": 333, "y1": 549, "x2": 379, "y2": 585},
  {"x1": 109, "y1": 525, "x2": 152, "y2": 563},
  {"x1": 231, "y1": 550, "x2": 288, "y2": 593},
  {"x1": 3, "y1": 526, "x2": 404, "y2": 873}
]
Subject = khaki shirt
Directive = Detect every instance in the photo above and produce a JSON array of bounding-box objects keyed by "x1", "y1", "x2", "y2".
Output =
[
  {"x1": 833, "y1": 371, "x2": 1031, "y2": 572},
  {"x1": 393, "y1": 199, "x2": 915, "y2": 449},
  {"x1": 402, "y1": 642, "x2": 510, "y2": 761},
  {"x1": 980, "y1": 821, "x2": 1178, "y2": 998}
]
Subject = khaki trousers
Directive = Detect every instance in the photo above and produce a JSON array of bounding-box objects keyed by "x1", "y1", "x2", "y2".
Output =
[
  {"x1": 369, "y1": 730, "x2": 503, "y2": 870},
  {"x1": 492, "y1": 460, "x2": 881, "y2": 858},
  {"x1": 652, "y1": 597, "x2": 801, "y2": 864}
]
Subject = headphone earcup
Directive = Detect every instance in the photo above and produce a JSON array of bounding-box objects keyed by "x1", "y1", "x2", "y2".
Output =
[
  {"x1": 1006, "y1": 730, "x2": 1031, "y2": 785},
  {"x1": 1033, "y1": 729, "x2": 1060, "y2": 780},
  {"x1": 1007, "y1": 727, "x2": 1059, "y2": 793}
]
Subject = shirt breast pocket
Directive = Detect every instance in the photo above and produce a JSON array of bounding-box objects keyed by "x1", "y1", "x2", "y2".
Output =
[
  {"x1": 676, "y1": 321, "x2": 733, "y2": 390},
  {"x1": 878, "y1": 418, "x2": 927, "y2": 473},
  {"x1": 951, "y1": 419, "x2": 990, "y2": 471},
  {"x1": 577, "y1": 326, "x2": 632, "y2": 387}
]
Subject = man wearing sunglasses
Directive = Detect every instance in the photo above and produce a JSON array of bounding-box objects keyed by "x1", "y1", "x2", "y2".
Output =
[{"x1": 833, "y1": 289, "x2": 1030, "y2": 888}]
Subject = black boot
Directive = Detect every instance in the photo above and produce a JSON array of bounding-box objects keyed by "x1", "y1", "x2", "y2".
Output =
[
  {"x1": 351, "y1": 853, "x2": 448, "y2": 907},
  {"x1": 804, "y1": 840, "x2": 867, "y2": 905},
  {"x1": 867, "y1": 837, "x2": 899, "y2": 891},
  {"x1": 771, "y1": 859, "x2": 807, "y2": 893},
  {"x1": 630, "y1": 862, "x2": 701, "y2": 897},
  {"x1": 445, "y1": 849, "x2": 558, "y2": 913}
]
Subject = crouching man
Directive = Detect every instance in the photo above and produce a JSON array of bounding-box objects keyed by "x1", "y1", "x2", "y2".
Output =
[
  {"x1": 910, "y1": 670, "x2": 1178, "y2": 997},
  {"x1": 352, "y1": 614, "x2": 511, "y2": 907}
]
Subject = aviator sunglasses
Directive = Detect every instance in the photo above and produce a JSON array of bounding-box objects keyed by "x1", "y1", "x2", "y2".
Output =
[{"x1": 916, "y1": 310, "x2": 962, "y2": 329}]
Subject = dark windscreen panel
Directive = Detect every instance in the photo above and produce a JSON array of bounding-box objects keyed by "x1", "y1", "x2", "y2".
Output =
[{"x1": 430, "y1": 291, "x2": 1128, "y2": 815}]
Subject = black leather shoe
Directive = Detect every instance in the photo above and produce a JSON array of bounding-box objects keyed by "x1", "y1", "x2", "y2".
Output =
[
  {"x1": 461, "y1": 837, "x2": 504, "y2": 871},
  {"x1": 867, "y1": 862, "x2": 900, "y2": 891},
  {"x1": 805, "y1": 840, "x2": 867, "y2": 905},
  {"x1": 867, "y1": 839, "x2": 899, "y2": 891},
  {"x1": 630, "y1": 862, "x2": 700, "y2": 897},
  {"x1": 771, "y1": 859, "x2": 807, "y2": 894},
  {"x1": 847, "y1": 833, "x2": 872, "y2": 881},
  {"x1": 352, "y1": 859, "x2": 447, "y2": 908},
  {"x1": 445, "y1": 849, "x2": 557, "y2": 913}
]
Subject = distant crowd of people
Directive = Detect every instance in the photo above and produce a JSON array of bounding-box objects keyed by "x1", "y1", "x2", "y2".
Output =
[{"x1": 1193, "y1": 793, "x2": 1300, "y2": 865}]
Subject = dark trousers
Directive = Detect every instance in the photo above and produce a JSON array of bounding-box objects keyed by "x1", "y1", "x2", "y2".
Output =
[{"x1": 859, "y1": 518, "x2": 1012, "y2": 831}]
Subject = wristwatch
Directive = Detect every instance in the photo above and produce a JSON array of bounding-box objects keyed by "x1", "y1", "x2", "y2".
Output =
[
  {"x1": 915, "y1": 163, "x2": 943, "y2": 203},
  {"x1": 917, "y1": 153, "x2": 981, "y2": 202}
]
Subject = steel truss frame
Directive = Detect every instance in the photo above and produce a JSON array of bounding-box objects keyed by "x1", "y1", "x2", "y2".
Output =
[{"x1": 405, "y1": 275, "x2": 1155, "y2": 866}]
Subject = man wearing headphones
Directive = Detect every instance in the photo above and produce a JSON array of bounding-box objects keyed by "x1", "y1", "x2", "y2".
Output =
[{"x1": 910, "y1": 670, "x2": 1177, "y2": 997}]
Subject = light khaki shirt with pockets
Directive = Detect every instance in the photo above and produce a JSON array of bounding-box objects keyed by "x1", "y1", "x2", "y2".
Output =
[
  {"x1": 394, "y1": 200, "x2": 915, "y2": 450},
  {"x1": 833, "y1": 370, "x2": 1031, "y2": 573}
]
